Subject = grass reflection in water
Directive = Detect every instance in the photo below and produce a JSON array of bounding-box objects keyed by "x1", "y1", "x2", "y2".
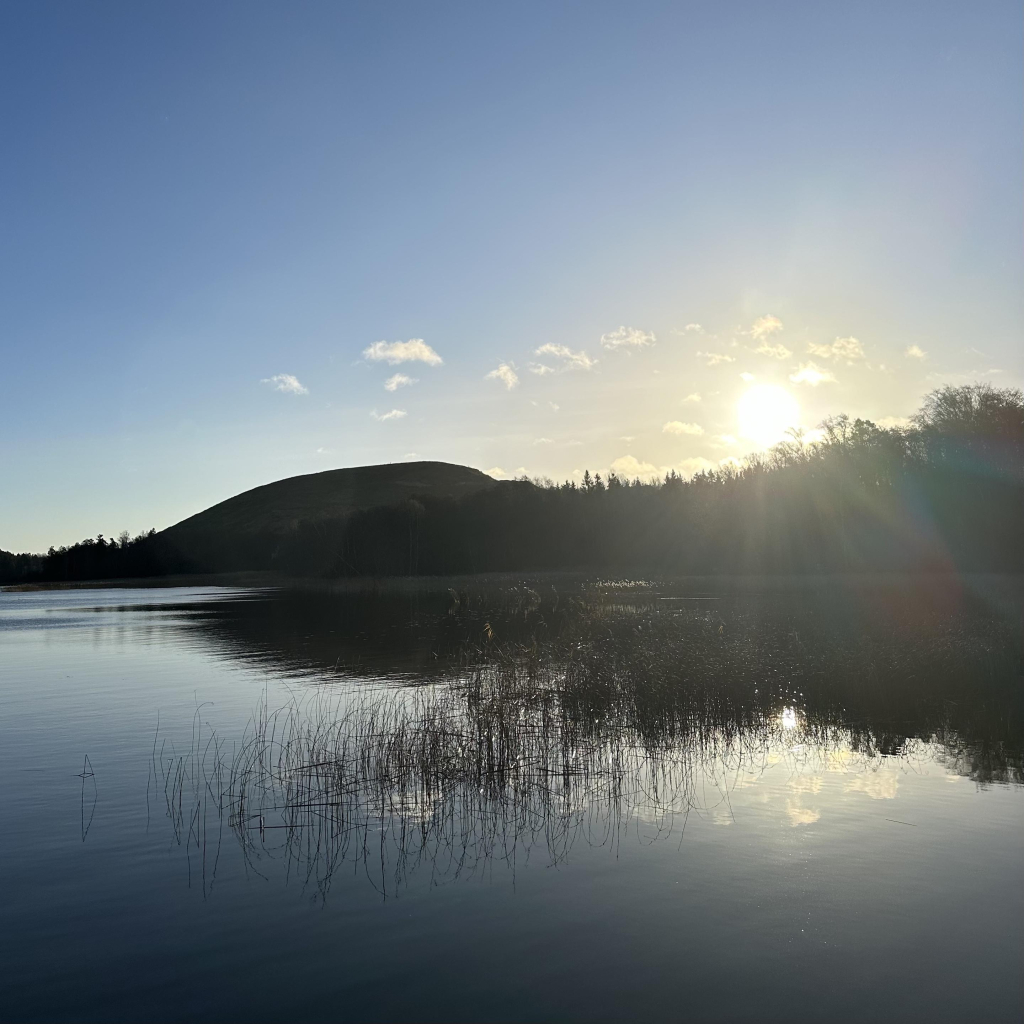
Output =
[{"x1": 159, "y1": 584, "x2": 1023, "y2": 901}]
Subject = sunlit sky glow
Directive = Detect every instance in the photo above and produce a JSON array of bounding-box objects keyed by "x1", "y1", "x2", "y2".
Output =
[{"x1": 1, "y1": 2, "x2": 1021, "y2": 550}]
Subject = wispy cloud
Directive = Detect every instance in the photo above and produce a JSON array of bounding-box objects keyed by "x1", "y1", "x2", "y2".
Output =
[
  {"x1": 755, "y1": 341, "x2": 793, "y2": 359},
  {"x1": 261, "y1": 373, "x2": 308, "y2": 395},
  {"x1": 662, "y1": 420, "x2": 704, "y2": 436},
  {"x1": 531, "y1": 343, "x2": 596, "y2": 372},
  {"x1": 672, "y1": 323, "x2": 705, "y2": 336},
  {"x1": 371, "y1": 408, "x2": 407, "y2": 421},
  {"x1": 905, "y1": 345, "x2": 927, "y2": 360},
  {"x1": 696, "y1": 351, "x2": 736, "y2": 366},
  {"x1": 485, "y1": 363, "x2": 519, "y2": 390},
  {"x1": 363, "y1": 339, "x2": 443, "y2": 365},
  {"x1": 807, "y1": 336, "x2": 864, "y2": 362},
  {"x1": 789, "y1": 362, "x2": 836, "y2": 386},
  {"x1": 384, "y1": 372, "x2": 417, "y2": 391},
  {"x1": 600, "y1": 325, "x2": 655, "y2": 350},
  {"x1": 739, "y1": 372, "x2": 756, "y2": 382},
  {"x1": 533, "y1": 437, "x2": 553, "y2": 445},
  {"x1": 315, "y1": 446, "x2": 334, "y2": 455},
  {"x1": 750, "y1": 315, "x2": 783, "y2": 340},
  {"x1": 682, "y1": 392, "x2": 701, "y2": 403}
]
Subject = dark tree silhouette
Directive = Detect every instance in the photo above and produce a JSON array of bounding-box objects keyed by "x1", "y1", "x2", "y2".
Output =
[{"x1": 3, "y1": 384, "x2": 1021, "y2": 584}]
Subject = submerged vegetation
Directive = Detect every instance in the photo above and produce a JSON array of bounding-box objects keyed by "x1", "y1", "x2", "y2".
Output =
[
  {"x1": 159, "y1": 581, "x2": 1024, "y2": 899},
  {"x1": 3, "y1": 383, "x2": 1023, "y2": 583}
]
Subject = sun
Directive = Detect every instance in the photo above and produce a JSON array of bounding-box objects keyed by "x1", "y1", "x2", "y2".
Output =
[{"x1": 737, "y1": 385, "x2": 801, "y2": 448}]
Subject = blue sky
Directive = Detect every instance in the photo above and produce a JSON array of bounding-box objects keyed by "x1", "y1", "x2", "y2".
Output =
[{"x1": 2, "y1": 1, "x2": 1021, "y2": 551}]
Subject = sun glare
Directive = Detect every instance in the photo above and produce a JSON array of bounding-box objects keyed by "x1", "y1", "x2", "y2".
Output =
[{"x1": 737, "y1": 385, "x2": 801, "y2": 448}]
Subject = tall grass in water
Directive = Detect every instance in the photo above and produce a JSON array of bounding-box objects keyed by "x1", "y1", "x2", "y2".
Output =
[{"x1": 160, "y1": 585, "x2": 1023, "y2": 898}]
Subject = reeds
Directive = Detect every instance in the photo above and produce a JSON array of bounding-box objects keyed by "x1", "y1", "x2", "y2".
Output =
[{"x1": 159, "y1": 584, "x2": 1024, "y2": 898}]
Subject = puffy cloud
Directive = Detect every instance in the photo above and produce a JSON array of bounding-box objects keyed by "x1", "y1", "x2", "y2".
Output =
[
  {"x1": 755, "y1": 342, "x2": 793, "y2": 359},
  {"x1": 484, "y1": 467, "x2": 509, "y2": 479},
  {"x1": 485, "y1": 363, "x2": 519, "y2": 390},
  {"x1": 370, "y1": 408, "x2": 407, "y2": 421},
  {"x1": 697, "y1": 351, "x2": 736, "y2": 366},
  {"x1": 384, "y1": 372, "x2": 417, "y2": 391},
  {"x1": 261, "y1": 373, "x2": 308, "y2": 395},
  {"x1": 662, "y1": 420, "x2": 704, "y2": 436},
  {"x1": 363, "y1": 339, "x2": 443, "y2": 365},
  {"x1": 610, "y1": 454, "x2": 716, "y2": 482},
  {"x1": 610, "y1": 455, "x2": 660, "y2": 480},
  {"x1": 807, "y1": 336, "x2": 864, "y2": 362},
  {"x1": 528, "y1": 363, "x2": 556, "y2": 376},
  {"x1": 789, "y1": 362, "x2": 837, "y2": 386},
  {"x1": 905, "y1": 345, "x2": 927, "y2": 360},
  {"x1": 600, "y1": 325, "x2": 655, "y2": 350},
  {"x1": 532, "y1": 343, "x2": 596, "y2": 372},
  {"x1": 682, "y1": 392, "x2": 702, "y2": 403},
  {"x1": 750, "y1": 315, "x2": 783, "y2": 340}
]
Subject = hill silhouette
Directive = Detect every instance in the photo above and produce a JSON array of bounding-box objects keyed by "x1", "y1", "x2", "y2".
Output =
[
  {"x1": 164, "y1": 460, "x2": 495, "y2": 539},
  {"x1": 156, "y1": 461, "x2": 496, "y2": 574}
]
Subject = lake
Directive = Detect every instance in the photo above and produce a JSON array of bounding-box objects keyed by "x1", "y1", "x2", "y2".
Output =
[{"x1": 1, "y1": 576, "x2": 1022, "y2": 1023}]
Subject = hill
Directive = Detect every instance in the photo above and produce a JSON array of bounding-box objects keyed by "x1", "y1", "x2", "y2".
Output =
[
  {"x1": 164, "y1": 461, "x2": 496, "y2": 539},
  {"x1": 155, "y1": 461, "x2": 497, "y2": 573}
]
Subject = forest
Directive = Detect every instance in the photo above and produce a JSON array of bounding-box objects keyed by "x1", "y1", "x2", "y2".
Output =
[{"x1": 3, "y1": 383, "x2": 1022, "y2": 584}]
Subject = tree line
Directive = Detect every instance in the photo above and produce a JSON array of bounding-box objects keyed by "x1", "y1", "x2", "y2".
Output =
[{"x1": 3, "y1": 383, "x2": 1022, "y2": 584}]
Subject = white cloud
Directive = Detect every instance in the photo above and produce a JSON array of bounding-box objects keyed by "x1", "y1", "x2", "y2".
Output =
[
  {"x1": 529, "y1": 363, "x2": 555, "y2": 375},
  {"x1": 484, "y1": 467, "x2": 508, "y2": 479},
  {"x1": 549, "y1": 402, "x2": 560, "y2": 411},
  {"x1": 315, "y1": 446, "x2": 334, "y2": 455},
  {"x1": 755, "y1": 341, "x2": 793, "y2": 360},
  {"x1": 485, "y1": 363, "x2": 519, "y2": 390},
  {"x1": 261, "y1": 373, "x2": 308, "y2": 395},
  {"x1": 371, "y1": 408, "x2": 407, "y2": 421},
  {"x1": 672, "y1": 323, "x2": 705, "y2": 336},
  {"x1": 610, "y1": 454, "x2": 717, "y2": 482},
  {"x1": 905, "y1": 345, "x2": 927, "y2": 360},
  {"x1": 807, "y1": 336, "x2": 864, "y2": 362},
  {"x1": 662, "y1": 421, "x2": 704, "y2": 436},
  {"x1": 533, "y1": 437, "x2": 553, "y2": 445},
  {"x1": 532, "y1": 343, "x2": 596, "y2": 372},
  {"x1": 363, "y1": 339, "x2": 443, "y2": 365},
  {"x1": 697, "y1": 351, "x2": 736, "y2": 366},
  {"x1": 610, "y1": 455, "x2": 661, "y2": 480},
  {"x1": 384, "y1": 372, "x2": 417, "y2": 391},
  {"x1": 739, "y1": 372, "x2": 756, "y2": 382},
  {"x1": 750, "y1": 315, "x2": 783, "y2": 340},
  {"x1": 682, "y1": 392, "x2": 701, "y2": 403},
  {"x1": 600, "y1": 325, "x2": 655, "y2": 350},
  {"x1": 789, "y1": 362, "x2": 837, "y2": 386}
]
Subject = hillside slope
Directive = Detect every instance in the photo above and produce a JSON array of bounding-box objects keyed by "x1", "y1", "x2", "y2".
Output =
[
  {"x1": 164, "y1": 461, "x2": 496, "y2": 539},
  {"x1": 157, "y1": 461, "x2": 497, "y2": 572}
]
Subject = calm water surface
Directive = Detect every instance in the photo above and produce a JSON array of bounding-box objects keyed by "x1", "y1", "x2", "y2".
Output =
[{"x1": 1, "y1": 578, "x2": 1021, "y2": 1023}]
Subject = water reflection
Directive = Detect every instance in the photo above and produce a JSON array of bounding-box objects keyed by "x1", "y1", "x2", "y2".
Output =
[{"x1": 158, "y1": 576, "x2": 1023, "y2": 901}]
